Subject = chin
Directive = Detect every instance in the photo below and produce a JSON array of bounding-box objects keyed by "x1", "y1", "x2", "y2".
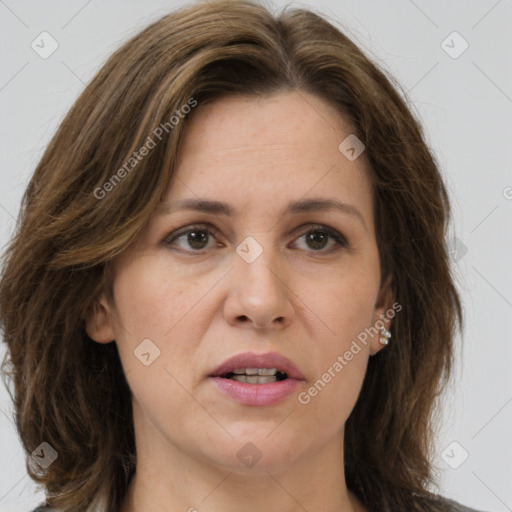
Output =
[{"x1": 201, "y1": 425, "x2": 310, "y2": 475}]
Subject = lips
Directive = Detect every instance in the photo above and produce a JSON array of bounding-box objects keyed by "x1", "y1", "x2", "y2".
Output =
[
  {"x1": 209, "y1": 351, "x2": 305, "y2": 406},
  {"x1": 209, "y1": 352, "x2": 305, "y2": 381}
]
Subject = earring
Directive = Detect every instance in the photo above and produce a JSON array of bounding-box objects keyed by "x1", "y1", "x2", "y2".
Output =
[{"x1": 379, "y1": 326, "x2": 391, "y2": 346}]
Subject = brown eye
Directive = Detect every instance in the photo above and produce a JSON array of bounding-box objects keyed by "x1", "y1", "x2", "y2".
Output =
[
  {"x1": 185, "y1": 230, "x2": 210, "y2": 250},
  {"x1": 293, "y1": 225, "x2": 348, "y2": 253},
  {"x1": 164, "y1": 224, "x2": 219, "y2": 253},
  {"x1": 304, "y1": 231, "x2": 330, "y2": 250},
  {"x1": 164, "y1": 223, "x2": 348, "y2": 255}
]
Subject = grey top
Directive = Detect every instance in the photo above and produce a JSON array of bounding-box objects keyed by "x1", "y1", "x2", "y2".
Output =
[
  {"x1": 30, "y1": 496, "x2": 488, "y2": 511},
  {"x1": 440, "y1": 497, "x2": 487, "y2": 511}
]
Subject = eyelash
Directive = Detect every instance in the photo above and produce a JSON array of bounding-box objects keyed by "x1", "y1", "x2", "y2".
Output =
[{"x1": 163, "y1": 223, "x2": 348, "y2": 255}]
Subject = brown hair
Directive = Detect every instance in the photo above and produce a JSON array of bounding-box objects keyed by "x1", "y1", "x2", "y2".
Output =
[{"x1": 0, "y1": 1, "x2": 462, "y2": 510}]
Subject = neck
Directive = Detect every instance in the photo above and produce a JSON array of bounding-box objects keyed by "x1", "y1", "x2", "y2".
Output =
[
  {"x1": 121, "y1": 444, "x2": 365, "y2": 512},
  {"x1": 119, "y1": 403, "x2": 366, "y2": 512}
]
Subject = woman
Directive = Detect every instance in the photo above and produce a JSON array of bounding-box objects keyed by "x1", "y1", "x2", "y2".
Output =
[{"x1": 0, "y1": 1, "x2": 484, "y2": 511}]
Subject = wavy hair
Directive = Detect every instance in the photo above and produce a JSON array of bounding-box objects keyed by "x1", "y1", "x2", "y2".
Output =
[{"x1": 0, "y1": 1, "x2": 462, "y2": 510}]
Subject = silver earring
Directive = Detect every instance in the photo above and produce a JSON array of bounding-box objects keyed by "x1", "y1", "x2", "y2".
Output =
[{"x1": 379, "y1": 326, "x2": 391, "y2": 346}]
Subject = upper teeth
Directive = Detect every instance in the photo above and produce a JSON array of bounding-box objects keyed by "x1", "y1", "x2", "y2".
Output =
[{"x1": 232, "y1": 368, "x2": 277, "y2": 376}]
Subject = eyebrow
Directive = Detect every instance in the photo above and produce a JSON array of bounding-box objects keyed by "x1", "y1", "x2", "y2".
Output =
[{"x1": 155, "y1": 197, "x2": 367, "y2": 230}]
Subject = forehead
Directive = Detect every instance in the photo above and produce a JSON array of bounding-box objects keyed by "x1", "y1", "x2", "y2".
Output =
[
  {"x1": 176, "y1": 91, "x2": 357, "y2": 162},
  {"x1": 166, "y1": 91, "x2": 373, "y2": 218}
]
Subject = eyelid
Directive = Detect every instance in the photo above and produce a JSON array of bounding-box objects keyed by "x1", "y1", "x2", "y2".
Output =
[
  {"x1": 291, "y1": 223, "x2": 348, "y2": 251},
  {"x1": 163, "y1": 222, "x2": 222, "y2": 249},
  {"x1": 166, "y1": 222, "x2": 220, "y2": 240}
]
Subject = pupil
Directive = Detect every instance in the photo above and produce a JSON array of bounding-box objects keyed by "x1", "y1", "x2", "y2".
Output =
[
  {"x1": 307, "y1": 232, "x2": 327, "y2": 250},
  {"x1": 189, "y1": 231, "x2": 208, "y2": 249}
]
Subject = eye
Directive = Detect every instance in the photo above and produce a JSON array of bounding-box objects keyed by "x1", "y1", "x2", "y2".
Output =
[
  {"x1": 163, "y1": 224, "x2": 220, "y2": 253},
  {"x1": 163, "y1": 223, "x2": 348, "y2": 254},
  {"x1": 292, "y1": 224, "x2": 348, "y2": 253}
]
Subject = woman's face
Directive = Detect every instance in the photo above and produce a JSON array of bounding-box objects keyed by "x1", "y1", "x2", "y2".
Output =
[{"x1": 87, "y1": 90, "x2": 393, "y2": 474}]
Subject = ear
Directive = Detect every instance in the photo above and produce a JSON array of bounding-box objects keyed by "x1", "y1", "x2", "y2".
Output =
[
  {"x1": 369, "y1": 274, "x2": 395, "y2": 356},
  {"x1": 84, "y1": 294, "x2": 116, "y2": 344}
]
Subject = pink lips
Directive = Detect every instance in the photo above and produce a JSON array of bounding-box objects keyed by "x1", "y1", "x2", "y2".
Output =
[{"x1": 209, "y1": 351, "x2": 305, "y2": 406}]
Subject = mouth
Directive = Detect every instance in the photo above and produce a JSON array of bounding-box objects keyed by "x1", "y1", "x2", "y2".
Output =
[
  {"x1": 220, "y1": 367, "x2": 289, "y2": 384},
  {"x1": 210, "y1": 351, "x2": 304, "y2": 382},
  {"x1": 209, "y1": 352, "x2": 304, "y2": 406}
]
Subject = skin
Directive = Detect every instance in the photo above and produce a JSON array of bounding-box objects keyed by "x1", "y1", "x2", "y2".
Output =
[{"x1": 86, "y1": 90, "x2": 394, "y2": 512}]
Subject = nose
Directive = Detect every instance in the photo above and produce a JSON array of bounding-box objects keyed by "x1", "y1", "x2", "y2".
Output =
[{"x1": 222, "y1": 243, "x2": 294, "y2": 330}]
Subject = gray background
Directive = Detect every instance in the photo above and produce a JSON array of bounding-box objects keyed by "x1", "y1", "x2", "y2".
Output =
[{"x1": 0, "y1": 1, "x2": 511, "y2": 511}]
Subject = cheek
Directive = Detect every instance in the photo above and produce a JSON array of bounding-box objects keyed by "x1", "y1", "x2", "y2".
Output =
[
  {"x1": 298, "y1": 287, "x2": 371, "y2": 428},
  {"x1": 108, "y1": 258, "x2": 192, "y2": 385},
  {"x1": 302, "y1": 356, "x2": 367, "y2": 434},
  {"x1": 311, "y1": 262, "x2": 379, "y2": 346},
  {"x1": 110, "y1": 254, "x2": 221, "y2": 393},
  {"x1": 109, "y1": 258, "x2": 205, "y2": 429},
  {"x1": 111, "y1": 255, "x2": 199, "y2": 338},
  {"x1": 295, "y1": 263, "x2": 377, "y2": 419}
]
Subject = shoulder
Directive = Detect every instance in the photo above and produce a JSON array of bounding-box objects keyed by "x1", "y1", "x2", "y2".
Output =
[
  {"x1": 30, "y1": 497, "x2": 489, "y2": 512},
  {"x1": 434, "y1": 495, "x2": 488, "y2": 512}
]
